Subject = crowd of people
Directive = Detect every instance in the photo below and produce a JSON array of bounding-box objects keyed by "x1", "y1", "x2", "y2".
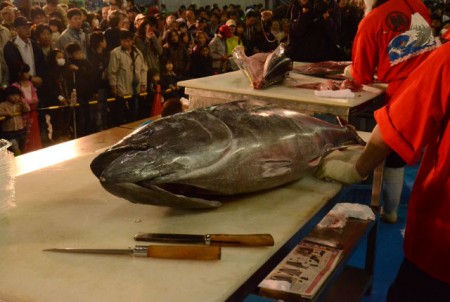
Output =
[{"x1": 0, "y1": 0, "x2": 448, "y2": 156}]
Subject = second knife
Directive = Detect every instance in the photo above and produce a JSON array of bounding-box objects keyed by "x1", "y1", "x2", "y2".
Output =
[{"x1": 134, "y1": 233, "x2": 274, "y2": 247}]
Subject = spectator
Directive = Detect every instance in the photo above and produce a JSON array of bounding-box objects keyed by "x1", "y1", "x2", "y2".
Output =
[
  {"x1": 99, "y1": 6, "x2": 110, "y2": 31},
  {"x1": 225, "y1": 19, "x2": 243, "y2": 70},
  {"x1": 12, "y1": 64, "x2": 42, "y2": 153},
  {"x1": 43, "y1": 0, "x2": 68, "y2": 27},
  {"x1": 242, "y1": 10, "x2": 258, "y2": 56},
  {"x1": 104, "y1": 9, "x2": 124, "y2": 52},
  {"x1": 57, "y1": 8, "x2": 88, "y2": 57},
  {"x1": 209, "y1": 24, "x2": 232, "y2": 74},
  {"x1": 33, "y1": 24, "x2": 53, "y2": 57},
  {"x1": 30, "y1": 6, "x2": 47, "y2": 25},
  {"x1": 48, "y1": 18, "x2": 64, "y2": 49},
  {"x1": 64, "y1": 42, "x2": 94, "y2": 137},
  {"x1": 0, "y1": 85, "x2": 31, "y2": 155},
  {"x1": 191, "y1": 30, "x2": 209, "y2": 57},
  {"x1": 39, "y1": 49, "x2": 71, "y2": 144},
  {"x1": 190, "y1": 46, "x2": 214, "y2": 78},
  {"x1": 191, "y1": 16, "x2": 209, "y2": 40},
  {"x1": 108, "y1": 30, "x2": 147, "y2": 125},
  {"x1": 0, "y1": 23, "x2": 10, "y2": 89},
  {"x1": 134, "y1": 20, "x2": 163, "y2": 119},
  {"x1": 276, "y1": 18, "x2": 290, "y2": 44},
  {"x1": 160, "y1": 59, "x2": 181, "y2": 100},
  {"x1": 286, "y1": 0, "x2": 342, "y2": 62},
  {"x1": 87, "y1": 31, "x2": 109, "y2": 131},
  {"x1": 161, "y1": 29, "x2": 190, "y2": 80},
  {"x1": 207, "y1": 12, "x2": 220, "y2": 37},
  {"x1": 4, "y1": 16, "x2": 45, "y2": 87},
  {"x1": 1, "y1": 5, "x2": 16, "y2": 29}
]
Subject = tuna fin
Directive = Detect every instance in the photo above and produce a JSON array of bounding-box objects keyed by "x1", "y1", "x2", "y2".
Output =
[
  {"x1": 308, "y1": 156, "x2": 323, "y2": 167},
  {"x1": 261, "y1": 160, "x2": 292, "y2": 178},
  {"x1": 101, "y1": 182, "x2": 222, "y2": 209}
]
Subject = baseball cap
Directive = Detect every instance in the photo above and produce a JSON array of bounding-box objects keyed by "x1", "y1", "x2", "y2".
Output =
[
  {"x1": 219, "y1": 24, "x2": 232, "y2": 38},
  {"x1": 14, "y1": 16, "x2": 33, "y2": 28},
  {"x1": 226, "y1": 19, "x2": 236, "y2": 27}
]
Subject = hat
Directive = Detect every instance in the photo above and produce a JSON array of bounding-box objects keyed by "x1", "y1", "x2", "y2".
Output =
[
  {"x1": 14, "y1": 16, "x2": 32, "y2": 28},
  {"x1": 5, "y1": 86, "x2": 21, "y2": 97},
  {"x1": 219, "y1": 24, "x2": 232, "y2": 38},
  {"x1": 226, "y1": 19, "x2": 236, "y2": 27}
]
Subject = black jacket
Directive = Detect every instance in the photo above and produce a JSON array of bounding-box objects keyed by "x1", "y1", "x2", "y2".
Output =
[{"x1": 3, "y1": 38, "x2": 46, "y2": 84}]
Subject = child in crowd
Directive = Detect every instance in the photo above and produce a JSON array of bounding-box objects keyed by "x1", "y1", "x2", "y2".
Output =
[
  {"x1": 48, "y1": 18, "x2": 64, "y2": 49},
  {"x1": 192, "y1": 31, "x2": 209, "y2": 57},
  {"x1": 0, "y1": 86, "x2": 31, "y2": 155},
  {"x1": 108, "y1": 30, "x2": 147, "y2": 125},
  {"x1": 147, "y1": 68, "x2": 161, "y2": 116},
  {"x1": 65, "y1": 42, "x2": 94, "y2": 137},
  {"x1": 160, "y1": 59, "x2": 181, "y2": 100},
  {"x1": 88, "y1": 31, "x2": 109, "y2": 131},
  {"x1": 190, "y1": 46, "x2": 214, "y2": 78},
  {"x1": 12, "y1": 64, "x2": 42, "y2": 153}
]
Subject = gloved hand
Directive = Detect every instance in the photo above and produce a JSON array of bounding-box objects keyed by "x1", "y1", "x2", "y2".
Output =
[
  {"x1": 343, "y1": 64, "x2": 353, "y2": 79},
  {"x1": 315, "y1": 146, "x2": 366, "y2": 185}
]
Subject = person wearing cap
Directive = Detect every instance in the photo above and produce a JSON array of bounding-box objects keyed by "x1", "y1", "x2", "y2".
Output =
[
  {"x1": 0, "y1": 85, "x2": 31, "y2": 155},
  {"x1": 225, "y1": 19, "x2": 243, "y2": 70},
  {"x1": 190, "y1": 16, "x2": 209, "y2": 41},
  {"x1": 209, "y1": 24, "x2": 232, "y2": 74},
  {"x1": 3, "y1": 16, "x2": 45, "y2": 87}
]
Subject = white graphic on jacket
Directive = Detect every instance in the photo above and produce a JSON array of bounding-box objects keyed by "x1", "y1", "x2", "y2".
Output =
[{"x1": 387, "y1": 12, "x2": 436, "y2": 65}]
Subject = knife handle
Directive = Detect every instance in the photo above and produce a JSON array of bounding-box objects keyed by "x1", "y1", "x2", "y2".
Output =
[
  {"x1": 145, "y1": 245, "x2": 221, "y2": 260},
  {"x1": 209, "y1": 234, "x2": 274, "y2": 246}
]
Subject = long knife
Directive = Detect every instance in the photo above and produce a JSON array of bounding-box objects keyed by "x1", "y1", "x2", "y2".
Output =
[
  {"x1": 134, "y1": 233, "x2": 275, "y2": 247},
  {"x1": 43, "y1": 245, "x2": 221, "y2": 260}
]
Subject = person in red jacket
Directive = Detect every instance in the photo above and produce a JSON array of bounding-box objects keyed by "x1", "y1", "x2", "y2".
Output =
[
  {"x1": 317, "y1": 41, "x2": 450, "y2": 302},
  {"x1": 346, "y1": 0, "x2": 436, "y2": 223}
]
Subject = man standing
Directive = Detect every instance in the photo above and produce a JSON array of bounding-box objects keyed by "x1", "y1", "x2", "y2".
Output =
[
  {"x1": 57, "y1": 8, "x2": 88, "y2": 57},
  {"x1": 3, "y1": 16, "x2": 44, "y2": 86},
  {"x1": 316, "y1": 41, "x2": 450, "y2": 302},
  {"x1": 108, "y1": 30, "x2": 147, "y2": 125}
]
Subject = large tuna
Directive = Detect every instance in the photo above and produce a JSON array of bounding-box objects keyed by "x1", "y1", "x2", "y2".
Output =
[{"x1": 90, "y1": 100, "x2": 363, "y2": 209}]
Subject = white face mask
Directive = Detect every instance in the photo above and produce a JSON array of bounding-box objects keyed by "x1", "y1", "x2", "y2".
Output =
[
  {"x1": 56, "y1": 58, "x2": 65, "y2": 66},
  {"x1": 441, "y1": 28, "x2": 448, "y2": 36}
]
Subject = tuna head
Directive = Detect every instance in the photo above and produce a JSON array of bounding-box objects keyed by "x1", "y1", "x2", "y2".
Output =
[{"x1": 91, "y1": 111, "x2": 233, "y2": 209}]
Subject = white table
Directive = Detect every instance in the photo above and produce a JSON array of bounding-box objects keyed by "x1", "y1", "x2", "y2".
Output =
[
  {"x1": 0, "y1": 126, "x2": 344, "y2": 302},
  {"x1": 178, "y1": 68, "x2": 385, "y2": 120}
]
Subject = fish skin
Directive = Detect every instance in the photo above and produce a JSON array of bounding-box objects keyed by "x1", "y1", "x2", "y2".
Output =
[{"x1": 90, "y1": 100, "x2": 363, "y2": 209}]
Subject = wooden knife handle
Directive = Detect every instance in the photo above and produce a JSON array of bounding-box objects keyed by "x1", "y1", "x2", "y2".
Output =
[
  {"x1": 209, "y1": 234, "x2": 274, "y2": 246},
  {"x1": 147, "y1": 245, "x2": 221, "y2": 260}
]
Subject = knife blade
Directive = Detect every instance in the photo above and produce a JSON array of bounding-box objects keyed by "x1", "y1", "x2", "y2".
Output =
[
  {"x1": 134, "y1": 233, "x2": 275, "y2": 247},
  {"x1": 43, "y1": 245, "x2": 221, "y2": 260}
]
